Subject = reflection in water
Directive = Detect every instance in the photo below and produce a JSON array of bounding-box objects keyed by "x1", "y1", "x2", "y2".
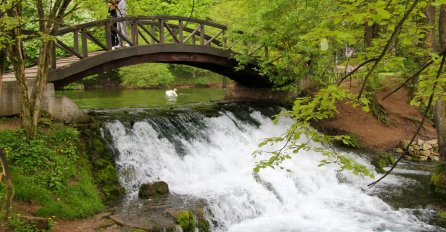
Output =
[{"x1": 56, "y1": 88, "x2": 226, "y2": 109}]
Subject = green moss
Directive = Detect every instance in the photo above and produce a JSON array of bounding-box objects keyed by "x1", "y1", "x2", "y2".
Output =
[
  {"x1": 176, "y1": 210, "x2": 196, "y2": 232},
  {"x1": 92, "y1": 139, "x2": 105, "y2": 153},
  {"x1": 431, "y1": 164, "x2": 446, "y2": 195},
  {"x1": 371, "y1": 152, "x2": 395, "y2": 174},
  {"x1": 439, "y1": 211, "x2": 446, "y2": 219},
  {"x1": 82, "y1": 124, "x2": 126, "y2": 203},
  {"x1": 0, "y1": 128, "x2": 104, "y2": 219},
  {"x1": 194, "y1": 208, "x2": 210, "y2": 232}
]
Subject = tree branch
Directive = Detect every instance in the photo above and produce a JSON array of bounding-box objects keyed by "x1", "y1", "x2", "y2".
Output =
[
  {"x1": 382, "y1": 48, "x2": 446, "y2": 101},
  {"x1": 368, "y1": 53, "x2": 446, "y2": 187},
  {"x1": 357, "y1": 0, "x2": 419, "y2": 100},
  {"x1": 336, "y1": 57, "x2": 378, "y2": 86}
]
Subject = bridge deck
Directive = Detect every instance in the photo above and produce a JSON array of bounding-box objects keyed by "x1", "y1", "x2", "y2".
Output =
[{"x1": 2, "y1": 51, "x2": 104, "y2": 82}]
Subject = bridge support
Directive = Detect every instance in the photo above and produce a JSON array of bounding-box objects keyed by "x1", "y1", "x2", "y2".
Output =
[
  {"x1": 0, "y1": 80, "x2": 90, "y2": 123},
  {"x1": 224, "y1": 83, "x2": 293, "y2": 105}
]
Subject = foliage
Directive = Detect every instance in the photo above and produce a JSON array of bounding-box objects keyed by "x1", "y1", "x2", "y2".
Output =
[
  {"x1": 120, "y1": 63, "x2": 174, "y2": 88},
  {"x1": 175, "y1": 210, "x2": 195, "y2": 232},
  {"x1": 371, "y1": 152, "x2": 396, "y2": 174},
  {"x1": 7, "y1": 214, "x2": 55, "y2": 232},
  {"x1": 253, "y1": 84, "x2": 375, "y2": 178},
  {"x1": 0, "y1": 128, "x2": 103, "y2": 219}
]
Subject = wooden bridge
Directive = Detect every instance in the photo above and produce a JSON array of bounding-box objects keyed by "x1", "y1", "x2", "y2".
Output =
[{"x1": 3, "y1": 16, "x2": 271, "y2": 89}]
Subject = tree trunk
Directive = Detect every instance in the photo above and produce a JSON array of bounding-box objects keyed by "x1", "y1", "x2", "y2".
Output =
[
  {"x1": 0, "y1": 148, "x2": 14, "y2": 220},
  {"x1": 0, "y1": 49, "x2": 5, "y2": 95},
  {"x1": 30, "y1": 40, "x2": 52, "y2": 132},
  {"x1": 435, "y1": 99, "x2": 446, "y2": 159},
  {"x1": 437, "y1": 4, "x2": 446, "y2": 160},
  {"x1": 364, "y1": 23, "x2": 380, "y2": 48},
  {"x1": 425, "y1": 4, "x2": 436, "y2": 53},
  {"x1": 7, "y1": 3, "x2": 34, "y2": 137}
]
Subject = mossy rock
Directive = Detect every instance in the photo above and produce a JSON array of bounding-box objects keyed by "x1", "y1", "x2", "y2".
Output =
[
  {"x1": 92, "y1": 139, "x2": 105, "y2": 153},
  {"x1": 176, "y1": 210, "x2": 196, "y2": 232},
  {"x1": 38, "y1": 117, "x2": 53, "y2": 127},
  {"x1": 371, "y1": 152, "x2": 396, "y2": 174},
  {"x1": 193, "y1": 207, "x2": 210, "y2": 232},
  {"x1": 97, "y1": 164, "x2": 120, "y2": 184},
  {"x1": 431, "y1": 164, "x2": 446, "y2": 195},
  {"x1": 139, "y1": 181, "x2": 170, "y2": 199}
]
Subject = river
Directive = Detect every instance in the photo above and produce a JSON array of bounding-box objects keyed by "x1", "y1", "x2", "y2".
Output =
[{"x1": 58, "y1": 88, "x2": 446, "y2": 232}]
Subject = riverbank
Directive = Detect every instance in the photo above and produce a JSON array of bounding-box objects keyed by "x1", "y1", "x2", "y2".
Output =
[
  {"x1": 0, "y1": 82, "x2": 441, "y2": 230},
  {"x1": 318, "y1": 80, "x2": 437, "y2": 151}
]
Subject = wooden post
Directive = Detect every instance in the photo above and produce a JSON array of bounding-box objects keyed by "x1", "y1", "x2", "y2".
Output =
[
  {"x1": 50, "y1": 41, "x2": 56, "y2": 69},
  {"x1": 81, "y1": 30, "x2": 88, "y2": 58},
  {"x1": 179, "y1": 20, "x2": 184, "y2": 44},
  {"x1": 132, "y1": 20, "x2": 138, "y2": 45},
  {"x1": 159, "y1": 19, "x2": 165, "y2": 44},
  {"x1": 151, "y1": 25, "x2": 156, "y2": 44},
  {"x1": 73, "y1": 29, "x2": 79, "y2": 52},
  {"x1": 223, "y1": 30, "x2": 227, "y2": 48},
  {"x1": 200, "y1": 24, "x2": 205, "y2": 46},
  {"x1": 105, "y1": 23, "x2": 112, "y2": 50}
]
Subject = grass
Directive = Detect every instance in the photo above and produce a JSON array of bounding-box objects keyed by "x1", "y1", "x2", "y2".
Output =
[{"x1": 0, "y1": 126, "x2": 104, "y2": 220}]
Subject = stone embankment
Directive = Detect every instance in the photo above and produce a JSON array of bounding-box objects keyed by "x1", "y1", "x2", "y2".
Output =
[
  {"x1": 396, "y1": 139, "x2": 439, "y2": 161},
  {"x1": 1, "y1": 80, "x2": 90, "y2": 123}
]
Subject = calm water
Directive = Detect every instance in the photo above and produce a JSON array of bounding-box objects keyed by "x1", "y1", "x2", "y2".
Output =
[{"x1": 56, "y1": 88, "x2": 226, "y2": 109}]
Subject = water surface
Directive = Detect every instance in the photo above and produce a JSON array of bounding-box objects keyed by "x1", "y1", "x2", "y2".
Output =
[{"x1": 57, "y1": 88, "x2": 226, "y2": 109}]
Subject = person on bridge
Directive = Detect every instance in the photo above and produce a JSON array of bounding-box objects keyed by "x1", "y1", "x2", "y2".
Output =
[
  {"x1": 113, "y1": 0, "x2": 130, "y2": 49},
  {"x1": 108, "y1": 0, "x2": 119, "y2": 47}
]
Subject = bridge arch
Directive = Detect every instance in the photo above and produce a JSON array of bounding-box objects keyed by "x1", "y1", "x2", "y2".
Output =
[{"x1": 43, "y1": 16, "x2": 271, "y2": 89}]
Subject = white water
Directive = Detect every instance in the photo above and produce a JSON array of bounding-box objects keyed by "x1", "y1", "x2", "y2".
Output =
[{"x1": 105, "y1": 107, "x2": 440, "y2": 232}]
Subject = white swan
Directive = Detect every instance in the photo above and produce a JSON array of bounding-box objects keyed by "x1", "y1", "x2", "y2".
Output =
[{"x1": 165, "y1": 88, "x2": 177, "y2": 97}]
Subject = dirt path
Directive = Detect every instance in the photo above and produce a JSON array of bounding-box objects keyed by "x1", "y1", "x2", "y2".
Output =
[{"x1": 319, "y1": 80, "x2": 436, "y2": 151}]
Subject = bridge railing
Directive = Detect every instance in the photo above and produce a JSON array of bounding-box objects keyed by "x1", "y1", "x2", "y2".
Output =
[{"x1": 48, "y1": 16, "x2": 228, "y2": 70}]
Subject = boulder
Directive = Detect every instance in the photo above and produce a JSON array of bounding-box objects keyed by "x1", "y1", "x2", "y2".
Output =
[
  {"x1": 422, "y1": 143, "x2": 433, "y2": 151},
  {"x1": 399, "y1": 139, "x2": 409, "y2": 148},
  {"x1": 395, "y1": 148, "x2": 404, "y2": 154},
  {"x1": 425, "y1": 139, "x2": 438, "y2": 146},
  {"x1": 430, "y1": 156, "x2": 440, "y2": 162},
  {"x1": 420, "y1": 150, "x2": 431, "y2": 157},
  {"x1": 139, "y1": 181, "x2": 170, "y2": 199},
  {"x1": 417, "y1": 139, "x2": 424, "y2": 146}
]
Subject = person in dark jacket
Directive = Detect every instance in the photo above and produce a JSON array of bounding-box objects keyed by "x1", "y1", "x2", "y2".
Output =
[{"x1": 108, "y1": 0, "x2": 119, "y2": 47}]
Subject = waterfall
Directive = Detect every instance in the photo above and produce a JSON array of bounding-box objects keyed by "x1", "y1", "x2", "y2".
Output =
[{"x1": 103, "y1": 105, "x2": 441, "y2": 232}]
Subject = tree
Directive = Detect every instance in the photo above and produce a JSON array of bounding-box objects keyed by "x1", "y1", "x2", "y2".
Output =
[
  {"x1": 211, "y1": 0, "x2": 446, "y2": 182},
  {"x1": 7, "y1": 0, "x2": 75, "y2": 138},
  {"x1": 436, "y1": 4, "x2": 446, "y2": 160}
]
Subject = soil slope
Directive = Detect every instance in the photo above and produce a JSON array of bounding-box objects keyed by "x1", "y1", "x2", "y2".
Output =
[{"x1": 319, "y1": 80, "x2": 437, "y2": 151}]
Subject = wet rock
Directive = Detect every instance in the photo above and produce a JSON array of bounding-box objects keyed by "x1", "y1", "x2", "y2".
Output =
[{"x1": 139, "y1": 181, "x2": 170, "y2": 199}]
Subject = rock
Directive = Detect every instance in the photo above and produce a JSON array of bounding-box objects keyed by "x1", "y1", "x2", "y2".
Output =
[
  {"x1": 419, "y1": 156, "x2": 429, "y2": 161},
  {"x1": 429, "y1": 156, "x2": 440, "y2": 162},
  {"x1": 139, "y1": 181, "x2": 170, "y2": 199},
  {"x1": 425, "y1": 139, "x2": 438, "y2": 145},
  {"x1": 399, "y1": 140, "x2": 409, "y2": 148},
  {"x1": 395, "y1": 148, "x2": 404, "y2": 154},
  {"x1": 413, "y1": 144, "x2": 420, "y2": 150},
  {"x1": 422, "y1": 143, "x2": 433, "y2": 151},
  {"x1": 420, "y1": 150, "x2": 431, "y2": 157},
  {"x1": 417, "y1": 139, "x2": 424, "y2": 146},
  {"x1": 432, "y1": 152, "x2": 440, "y2": 157},
  {"x1": 19, "y1": 215, "x2": 51, "y2": 230}
]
